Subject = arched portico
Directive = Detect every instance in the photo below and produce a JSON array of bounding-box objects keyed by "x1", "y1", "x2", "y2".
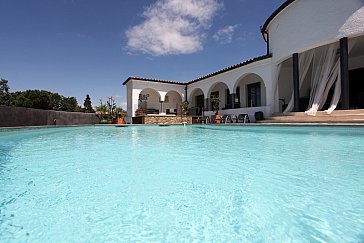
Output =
[
  {"x1": 164, "y1": 90, "x2": 183, "y2": 115},
  {"x1": 188, "y1": 88, "x2": 205, "y2": 116},
  {"x1": 207, "y1": 82, "x2": 231, "y2": 111},
  {"x1": 138, "y1": 88, "x2": 161, "y2": 114},
  {"x1": 234, "y1": 74, "x2": 267, "y2": 108},
  {"x1": 275, "y1": 34, "x2": 364, "y2": 114}
]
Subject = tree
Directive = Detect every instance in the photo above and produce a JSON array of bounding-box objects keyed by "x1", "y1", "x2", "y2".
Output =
[
  {"x1": 211, "y1": 95, "x2": 220, "y2": 115},
  {"x1": 11, "y1": 92, "x2": 33, "y2": 108},
  {"x1": 26, "y1": 90, "x2": 52, "y2": 110},
  {"x1": 0, "y1": 78, "x2": 11, "y2": 105},
  {"x1": 62, "y1": 97, "x2": 80, "y2": 112},
  {"x1": 83, "y1": 94, "x2": 94, "y2": 113},
  {"x1": 49, "y1": 93, "x2": 63, "y2": 111},
  {"x1": 0, "y1": 78, "x2": 83, "y2": 112}
]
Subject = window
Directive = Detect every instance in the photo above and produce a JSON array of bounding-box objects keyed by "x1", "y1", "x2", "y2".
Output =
[
  {"x1": 211, "y1": 91, "x2": 219, "y2": 98},
  {"x1": 196, "y1": 95, "x2": 204, "y2": 108},
  {"x1": 247, "y1": 82, "x2": 261, "y2": 107},
  {"x1": 235, "y1": 86, "x2": 241, "y2": 108},
  {"x1": 210, "y1": 91, "x2": 219, "y2": 111},
  {"x1": 139, "y1": 93, "x2": 149, "y2": 101},
  {"x1": 225, "y1": 89, "x2": 231, "y2": 106},
  {"x1": 235, "y1": 86, "x2": 240, "y2": 103}
]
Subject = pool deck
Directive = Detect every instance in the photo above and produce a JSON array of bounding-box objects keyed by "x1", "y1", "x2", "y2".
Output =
[
  {"x1": 2, "y1": 122, "x2": 364, "y2": 130},
  {"x1": 112, "y1": 123, "x2": 364, "y2": 127}
]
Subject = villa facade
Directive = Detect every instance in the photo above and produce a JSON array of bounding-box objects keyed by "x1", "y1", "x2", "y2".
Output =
[{"x1": 123, "y1": 0, "x2": 364, "y2": 123}]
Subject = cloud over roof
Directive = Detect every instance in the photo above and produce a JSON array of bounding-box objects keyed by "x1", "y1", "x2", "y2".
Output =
[
  {"x1": 213, "y1": 25, "x2": 238, "y2": 44},
  {"x1": 126, "y1": 0, "x2": 222, "y2": 56}
]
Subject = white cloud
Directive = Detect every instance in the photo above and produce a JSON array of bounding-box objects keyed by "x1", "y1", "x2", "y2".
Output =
[
  {"x1": 126, "y1": 0, "x2": 222, "y2": 56},
  {"x1": 213, "y1": 25, "x2": 238, "y2": 44}
]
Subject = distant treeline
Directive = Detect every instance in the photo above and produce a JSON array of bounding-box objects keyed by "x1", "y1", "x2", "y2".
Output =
[
  {"x1": 10, "y1": 90, "x2": 82, "y2": 111},
  {"x1": 0, "y1": 78, "x2": 94, "y2": 112}
]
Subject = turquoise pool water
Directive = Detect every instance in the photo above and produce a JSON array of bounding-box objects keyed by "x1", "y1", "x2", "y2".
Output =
[{"x1": 0, "y1": 125, "x2": 364, "y2": 242}]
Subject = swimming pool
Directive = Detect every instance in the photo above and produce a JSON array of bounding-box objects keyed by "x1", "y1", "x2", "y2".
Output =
[{"x1": 0, "y1": 125, "x2": 363, "y2": 242}]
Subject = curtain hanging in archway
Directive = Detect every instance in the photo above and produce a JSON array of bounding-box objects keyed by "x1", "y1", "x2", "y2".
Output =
[
  {"x1": 305, "y1": 39, "x2": 356, "y2": 116},
  {"x1": 305, "y1": 43, "x2": 339, "y2": 116},
  {"x1": 324, "y1": 39, "x2": 356, "y2": 114},
  {"x1": 272, "y1": 63, "x2": 282, "y2": 113},
  {"x1": 283, "y1": 49, "x2": 314, "y2": 114}
]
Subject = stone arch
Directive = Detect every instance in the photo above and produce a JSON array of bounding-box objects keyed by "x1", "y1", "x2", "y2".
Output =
[
  {"x1": 164, "y1": 90, "x2": 183, "y2": 115},
  {"x1": 188, "y1": 88, "x2": 205, "y2": 116},
  {"x1": 234, "y1": 73, "x2": 267, "y2": 108},
  {"x1": 189, "y1": 88, "x2": 204, "y2": 107},
  {"x1": 138, "y1": 88, "x2": 161, "y2": 113},
  {"x1": 207, "y1": 82, "x2": 231, "y2": 110}
]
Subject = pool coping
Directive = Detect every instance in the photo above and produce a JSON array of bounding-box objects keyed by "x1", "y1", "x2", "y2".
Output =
[
  {"x1": 0, "y1": 124, "x2": 97, "y2": 130},
  {"x1": 1, "y1": 123, "x2": 364, "y2": 130},
  {"x1": 114, "y1": 123, "x2": 364, "y2": 126}
]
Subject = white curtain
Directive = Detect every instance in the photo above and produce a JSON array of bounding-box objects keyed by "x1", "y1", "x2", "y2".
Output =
[
  {"x1": 306, "y1": 39, "x2": 357, "y2": 116},
  {"x1": 324, "y1": 39, "x2": 357, "y2": 114},
  {"x1": 283, "y1": 50, "x2": 314, "y2": 114},
  {"x1": 305, "y1": 43, "x2": 339, "y2": 116},
  {"x1": 322, "y1": 61, "x2": 340, "y2": 114}
]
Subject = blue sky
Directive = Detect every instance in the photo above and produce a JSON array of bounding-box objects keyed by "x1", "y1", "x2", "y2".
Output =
[{"x1": 0, "y1": 0, "x2": 286, "y2": 109}]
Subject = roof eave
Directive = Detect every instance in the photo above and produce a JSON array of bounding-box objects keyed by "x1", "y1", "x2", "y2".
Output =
[
  {"x1": 123, "y1": 54, "x2": 273, "y2": 86},
  {"x1": 122, "y1": 77, "x2": 185, "y2": 86},
  {"x1": 261, "y1": 0, "x2": 297, "y2": 33},
  {"x1": 188, "y1": 54, "x2": 272, "y2": 84}
]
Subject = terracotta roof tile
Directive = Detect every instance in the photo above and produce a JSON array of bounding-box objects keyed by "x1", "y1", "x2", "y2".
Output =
[{"x1": 122, "y1": 77, "x2": 185, "y2": 86}]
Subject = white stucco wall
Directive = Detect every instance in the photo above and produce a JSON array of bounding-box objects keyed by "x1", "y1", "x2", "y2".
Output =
[
  {"x1": 126, "y1": 82, "x2": 133, "y2": 123},
  {"x1": 187, "y1": 58, "x2": 273, "y2": 108},
  {"x1": 189, "y1": 89, "x2": 204, "y2": 107},
  {"x1": 268, "y1": 0, "x2": 364, "y2": 63},
  {"x1": 125, "y1": 79, "x2": 185, "y2": 122},
  {"x1": 124, "y1": 1, "x2": 364, "y2": 120},
  {"x1": 126, "y1": 58, "x2": 275, "y2": 121},
  {"x1": 209, "y1": 82, "x2": 229, "y2": 109},
  {"x1": 163, "y1": 91, "x2": 183, "y2": 114},
  {"x1": 139, "y1": 88, "x2": 161, "y2": 111},
  {"x1": 277, "y1": 59, "x2": 293, "y2": 112},
  {"x1": 235, "y1": 74, "x2": 267, "y2": 108}
]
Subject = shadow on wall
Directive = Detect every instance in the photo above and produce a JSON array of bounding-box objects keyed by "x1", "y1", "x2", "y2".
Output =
[{"x1": 0, "y1": 105, "x2": 100, "y2": 127}]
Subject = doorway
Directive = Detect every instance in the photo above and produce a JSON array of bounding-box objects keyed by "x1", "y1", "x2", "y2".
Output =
[{"x1": 349, "y1": 68, "x2": 364, "y2": 109}]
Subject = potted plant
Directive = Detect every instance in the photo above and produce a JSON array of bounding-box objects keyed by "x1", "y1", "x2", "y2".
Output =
[
  {"x1": 115, "y1": 107, "x2": 127, "y2": 124},
  {"x1": 211, "y1": 95, "x2": 222, "y2": 123},
  {"x1": 135, "y1": 107, "x2": 146, "y2": 116},
  {"x1": 97, "y1": 97, "x2": 127, "y2": 124},
  {"x1": 180, "y1": 101, "x2": 189, "y2": 116},
  {"x1": 99, "y1": 117, "x2": 108, "y2": 124},
  {"x1": 95, "y1": 99, "x2": 108, "y2": 124},
  {"x1": 104, "y1": 113, "x2": 113, "y2": 124}
]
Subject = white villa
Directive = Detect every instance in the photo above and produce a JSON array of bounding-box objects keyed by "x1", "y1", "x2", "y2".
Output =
[{"x1": 123, "y1": 0, "x2": 364, "y2": 124}]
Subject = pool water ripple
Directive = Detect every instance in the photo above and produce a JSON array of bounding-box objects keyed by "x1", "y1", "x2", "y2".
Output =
[{"x1": 0, "y1": 125, "x2": 363, "y2": 242}]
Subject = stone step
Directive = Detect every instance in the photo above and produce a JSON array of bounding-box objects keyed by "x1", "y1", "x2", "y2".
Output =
[
  {"x1": 259, "y1": 118, "x2": 364, "y2": 123},
  {"x1": 262, "y1": 109, "x2": 364, "y2": 123},
  {"x1": 273, "y1": 109, "x2": 364, "y2": 117},
  {"x1": 270, "y1": 115, "x2": 364, "y2": 120}
]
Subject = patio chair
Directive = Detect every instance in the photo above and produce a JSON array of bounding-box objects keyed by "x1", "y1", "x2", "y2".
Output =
[
  {"x1": 222, "y1": 114, "x2": 233, "y2": 124},
  {"x1": 237, "y1": 114, "x2": 250, "y2": 123},
  {"x1": 197, "y1": 116, "x2": 210, "y2": 124},
  {"x1": 230, "y1": 114, "x2": 238, "y2": 123}
]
